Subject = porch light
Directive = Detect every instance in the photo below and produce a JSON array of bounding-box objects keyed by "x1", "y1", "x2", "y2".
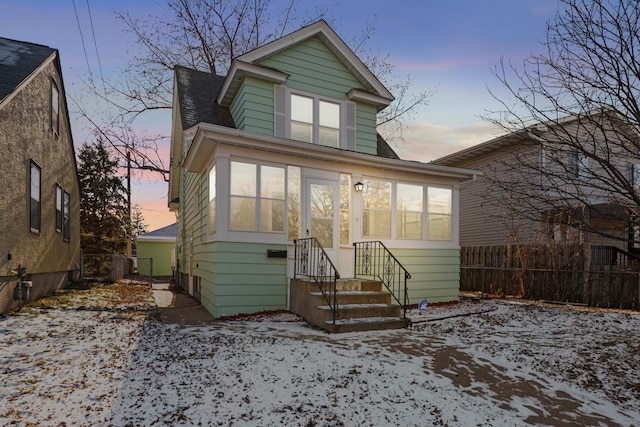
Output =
[{"x1": 354, "y1": 181, "x2": 364, "y2": 192}]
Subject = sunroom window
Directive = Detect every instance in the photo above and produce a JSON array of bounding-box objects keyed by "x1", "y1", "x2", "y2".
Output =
[
  {"x1": 229, "y1": 161, "x2": 285, "y2": 233},
  {"x1": 208, "y1": 165, "x2": 216, "y2": 234},
  {"x1": 362, "y1": 179, "x2": 392, "y2": 238},
  {"x1": 397, "y1": 183, "x2": 423, "y2": 239},
  {"x1": 427, "y1": 187, "x2": 452, "y2": 240}
]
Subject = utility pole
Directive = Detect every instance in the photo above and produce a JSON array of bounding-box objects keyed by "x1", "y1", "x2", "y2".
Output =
[{"x1": 126, "y1": 150, "x2": 132, "y2": 259}]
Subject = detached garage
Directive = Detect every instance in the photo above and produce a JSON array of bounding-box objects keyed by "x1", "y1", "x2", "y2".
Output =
[{"x1": 136, "y1": 223, "x2": 176, "y2": 278}]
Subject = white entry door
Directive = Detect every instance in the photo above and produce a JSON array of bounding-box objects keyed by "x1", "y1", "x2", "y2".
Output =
[{"x1": 305, "y1": 178, "x2": 339, "y2": 264}]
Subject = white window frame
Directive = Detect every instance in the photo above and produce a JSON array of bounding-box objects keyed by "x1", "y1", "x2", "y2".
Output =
[
  {"x1": 569, "y1": 148, "x2": 588, "y2": 178},
  {"x1": 426, "y1": 185, "x2": 453, "y2": 241},
  {"x1": 286, "y1": 88, "x2": 346, "y2": 148},
  {"x1": 359, "y1": 179, "x2": 454, "y2": 242},
  {"x1": 228, "y1": 160, "x2": 286, "y2": 234}
]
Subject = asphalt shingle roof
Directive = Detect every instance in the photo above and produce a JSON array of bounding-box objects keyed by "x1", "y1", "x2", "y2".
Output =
[
  {"x1": 174, "y1": 65, "x2": 235, "y2": 130},
  {"x1": 0, "y1": 37, "x2": 55, "y2": 103},
  {"x1": 139, "y1": 223, "x2": 176, "y2": 239}
]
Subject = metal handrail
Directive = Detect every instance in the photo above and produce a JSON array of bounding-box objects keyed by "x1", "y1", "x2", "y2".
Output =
[
  {"x1": 293, "y1": 237, "x2": 340, "y2": 324},
  {"x1": 353, "y1": 241, "x2": 411, "y2": 318}
]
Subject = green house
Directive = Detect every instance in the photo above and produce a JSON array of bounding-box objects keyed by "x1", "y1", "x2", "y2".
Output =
[{"x1": 169, "y1": 20, "x2": 478, "y2": 321}]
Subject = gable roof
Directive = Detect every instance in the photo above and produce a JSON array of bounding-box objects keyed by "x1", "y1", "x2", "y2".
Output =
[
  {"x1": 217, "y1": 20, "x2": 394, "y2": 109},
  {"x1": 0, "y1": 37, "x2": 56, "y2": 105}
]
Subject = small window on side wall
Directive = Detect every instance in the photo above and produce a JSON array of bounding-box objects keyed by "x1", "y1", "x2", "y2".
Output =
[
  {"x1": 51, "y1": 80, "x2": 60, "y2": 136},
  {"x1": 55, "y1": 185, "x2": 63, "y2": 232},
  {"x1": 30, "y1": 161, "x2": 41, "y2": 233},
  {"x1": 63, "y1": 191, "x2": 70, "y2": 242}
]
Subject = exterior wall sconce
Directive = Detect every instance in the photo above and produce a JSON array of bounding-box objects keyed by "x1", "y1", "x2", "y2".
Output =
[{"x1": 354, "y1": 181, "x2": 364, "y2": 192}]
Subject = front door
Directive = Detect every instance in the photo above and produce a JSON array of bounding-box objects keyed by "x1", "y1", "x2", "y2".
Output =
[{"x1": 305, "y1": 178, "x2": 339, "y2": 264}]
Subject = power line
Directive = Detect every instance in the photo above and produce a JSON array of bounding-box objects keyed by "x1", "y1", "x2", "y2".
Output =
[
  {"x1": 86, "y1": 0, "x2": 106, "y2": 94},
  {"x1": 72, "y1": 0, "x2": 94, "y2": 88}
]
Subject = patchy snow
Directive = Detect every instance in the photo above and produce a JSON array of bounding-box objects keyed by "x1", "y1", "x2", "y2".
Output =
[{"x1": 1, "y1": 282, "x2": 639, "y2": 426}]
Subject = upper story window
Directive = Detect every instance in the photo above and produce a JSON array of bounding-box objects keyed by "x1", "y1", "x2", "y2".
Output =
[
  {"x1": 628, "y1": 164, "x2": 640, "y2": 189},
  {"x1": 30, "y1": 161, "x2": 41, "y2": 233},
  {"x1": 290, "y1": 93, "x2": 341, "y2": 147},
  {"x1": 51, "y1": 80, "x2": 60, "y2": 136},
  {"x1": 569, "y1": 148, "x2": 588, "y2": 178}
]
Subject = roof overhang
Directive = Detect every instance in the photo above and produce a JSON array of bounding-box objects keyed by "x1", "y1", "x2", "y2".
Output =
[
  {"x1": 136, "y1": 236, "x2": 176, "y2": 243},
  {"x1": 217, "y1": 60, "x2": 289, "y2": 107},
  {"x1": 348, "y1": 89, "x2": 392, "y2": 112},
  {"x1": 183, "y1": 122, "x2": 479, "y2": 182}
]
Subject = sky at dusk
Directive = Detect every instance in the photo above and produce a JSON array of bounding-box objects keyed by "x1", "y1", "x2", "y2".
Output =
[{"x1": 1, "y1": 0, "x2": 560, "y2": 230}]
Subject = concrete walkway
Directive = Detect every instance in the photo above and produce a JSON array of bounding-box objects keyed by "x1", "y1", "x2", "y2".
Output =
[{"x1": 151, "y1": 282, "x2": 217, "y2": 326}]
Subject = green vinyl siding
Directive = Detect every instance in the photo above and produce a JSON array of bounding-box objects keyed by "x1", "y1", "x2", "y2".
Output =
[
  {"x1": 260, "y1": 38, "x2": 364, "y2": 100},
  {"x1": 259, "y1": 37, "x2": 379, "y2": 153},
  {"x1": 230, "y1": 77, "x2": 274, "y2": 136},
  {"x1": 136, "y1": 241, "x2": 175, "y2": 276},
  {"x1": 194, "y1": 241, "x2": 288, "y2": 317},
  {"x1": 356, "y1": 103, "x2": 377, "y2": 155},
  {"x1": 389, "y1": 248, "x2": 460, "y2": 303}
]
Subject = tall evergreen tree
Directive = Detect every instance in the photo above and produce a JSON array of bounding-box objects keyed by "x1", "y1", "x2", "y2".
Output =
[
  {"x1": 78, "y1": 139, "x2": 130, "y2": 254},
  {"x1": 131, "y1": 204, "x2": 149, "y2": 238}
]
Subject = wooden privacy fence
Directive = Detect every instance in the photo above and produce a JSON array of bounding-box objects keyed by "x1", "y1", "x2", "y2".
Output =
[{"x1": 460, "y1": 245, "x2": 640, "y2": 310}]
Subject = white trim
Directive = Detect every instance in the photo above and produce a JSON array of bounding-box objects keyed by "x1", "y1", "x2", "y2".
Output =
[
  {"x1": 286, "y1": 88, "x2": 346, "y2": 148},
  {"x1": 183, "y1": 122, "x2": 479, "y2": 181},
  {"x1": 136, "y1": 236, "x2": 176, "y2": 243},
  {"x1": 347, "y1": 88, "x2": 392, "y2": 110}
]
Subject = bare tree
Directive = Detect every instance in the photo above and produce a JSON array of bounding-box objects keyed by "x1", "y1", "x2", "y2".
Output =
[
  {"x1": 80, "y1": 0, "x2": 432, "y2": 180},
  {"x1": 483, "y1": 0, "x2": 640, "y2": 246}
]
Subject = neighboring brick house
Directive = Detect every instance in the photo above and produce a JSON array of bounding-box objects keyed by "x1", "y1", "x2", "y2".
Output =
[
  {"x1": 0, "y1": 37, "x2": 81, "y2": 313},
  {"x1": 169, "y1": 20, "x2": 478, "y2": 319}
]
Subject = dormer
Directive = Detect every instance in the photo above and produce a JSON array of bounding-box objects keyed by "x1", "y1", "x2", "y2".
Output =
[{"x1": 216, "y1": 20, "x2": 394, "y2": 155}]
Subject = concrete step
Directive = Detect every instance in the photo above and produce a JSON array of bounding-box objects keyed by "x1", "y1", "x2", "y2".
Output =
[
  {"x1": 289, "y1": 278, "x2": 408, "y2": 333},
  {"x1": 335, "y1": 279, "x2": 382, "y2": 292},
  {"x1": 317, "y1": 302, "x2": 401, "y2": 323},
  {"x1": 324, "y1": 317, "x2": 410, "y2": 333},
  {"x1": 309, "y1": 290, "x2": 391, "y2": 306}
]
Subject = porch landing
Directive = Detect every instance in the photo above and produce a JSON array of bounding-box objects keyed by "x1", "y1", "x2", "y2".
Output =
[{"x1": 290, "y1": 278, "x2": 409, "y2": 333}]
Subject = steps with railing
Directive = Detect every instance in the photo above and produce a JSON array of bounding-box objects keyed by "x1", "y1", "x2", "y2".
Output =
[
  {"x1": 290, "y1": 238, "x2": 410, "y2": 333},
  {"x1": 353, "y1": 241, "x2": 411, "y2": 318}
]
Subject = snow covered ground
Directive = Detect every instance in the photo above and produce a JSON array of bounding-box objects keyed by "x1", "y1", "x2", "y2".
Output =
[{"x1": 1, "y1": 281, "x2": 639, "y2": 426}]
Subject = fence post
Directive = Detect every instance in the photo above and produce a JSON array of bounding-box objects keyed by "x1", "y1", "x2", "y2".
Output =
[
  {"x1": 583, "y1": 244, "x2": 591, "y2": 305},
  {"x1": 80, "y1": 252, "x2": 85, "y2": 281}
]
